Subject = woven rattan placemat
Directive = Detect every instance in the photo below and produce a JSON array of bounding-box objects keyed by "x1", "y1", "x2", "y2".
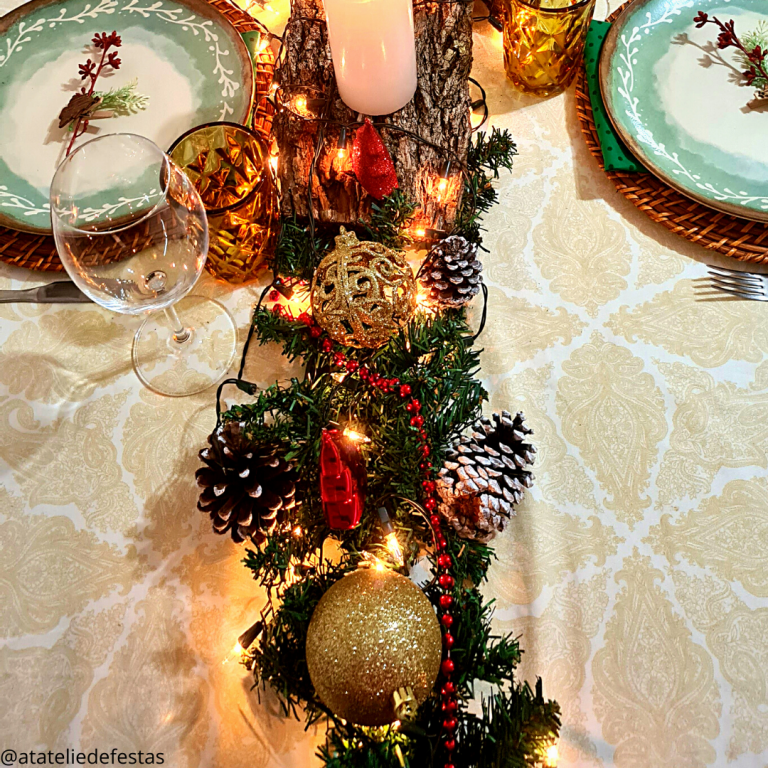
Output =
[
  {"x1": 0, "y1": 0, "x2": 274, "y2": 273},
  {"x1": 574, "y1": 4, "x2": 768, "y2": 264}
]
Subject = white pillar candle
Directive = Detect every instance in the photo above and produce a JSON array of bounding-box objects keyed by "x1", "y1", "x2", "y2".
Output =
[{"x1": 324, "y1": 0, "x2": 418, "y2": 116}]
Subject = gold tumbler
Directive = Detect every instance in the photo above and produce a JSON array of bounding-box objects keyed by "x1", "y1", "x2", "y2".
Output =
[
  {"x1": 502, "y1": 0, "x2": 596, "y2": 97},
  {"x1": 169, "y1": 122, "x2": 278, "y2": 284}
]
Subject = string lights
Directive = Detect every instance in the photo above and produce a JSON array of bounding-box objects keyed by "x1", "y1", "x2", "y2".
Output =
[
  {"x1": 378, "y1": 506, "x2": 404, "y2": 566},
  {"x1": 265, "y1": 66, "x2": 489, "y2": 242},
  {"x1": 226, "y1": 6, "x2": 529, "y2": 763}
]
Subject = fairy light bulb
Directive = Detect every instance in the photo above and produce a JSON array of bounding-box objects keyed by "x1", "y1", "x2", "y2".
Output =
[
  {"x1": 436, "y1": 158, "x2": 452, "y2": 200},
  {"x1": 336, "y1": 126, "x2": 349, "y2": 160},
  {"x1": 378, "y1": 506, "x2": 404, "y2": 566},
  {"x1": 545, "y1": 744, "x2": 559, "y2": 767},
  {"x1": 342, "y1": 426, "x2": 369, "y2": 443},
  {"x1": 295, "y1": 95, "x2": 308, "y2": 114},
  {"x1": 385, "y1": 531, "x2": 403, "y2": 565}
]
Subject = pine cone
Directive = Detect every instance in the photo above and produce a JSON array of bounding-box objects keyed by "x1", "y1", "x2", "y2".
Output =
[
  {"x1": 436, "y1": 411, "x2": 535, "y2": 542},
  {"x1": 196, "y1": 421, "x2": 297, "y2": 544},
  {"x1": 419, "y1": 235, "x2": 482, "y2": 309}
]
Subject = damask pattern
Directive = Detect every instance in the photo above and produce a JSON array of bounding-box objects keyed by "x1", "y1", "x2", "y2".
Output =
[
  {"x1": 593, "y1": 553, "x2": 721, "y2": 768},
  {"x1": 0, "y1": 1, "x2": 767, "y2": 765}
]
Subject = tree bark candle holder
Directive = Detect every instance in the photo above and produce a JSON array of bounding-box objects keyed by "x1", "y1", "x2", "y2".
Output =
[{"x1": 273, "y1": 0, "x2": 473, "y2": 229}]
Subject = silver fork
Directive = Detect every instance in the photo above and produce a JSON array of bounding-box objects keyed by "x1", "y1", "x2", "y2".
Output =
[{"x1": 707, "y1": 266, "x2": 768, "y2": 301}]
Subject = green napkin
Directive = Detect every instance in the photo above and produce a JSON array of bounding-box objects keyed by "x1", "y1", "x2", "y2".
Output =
[
  {"x1": 584, "y1": 20, "x2": 645, "y2": 173},
  {"x1": 241, "y1": 29, "x2": 265, "y2": 67}
]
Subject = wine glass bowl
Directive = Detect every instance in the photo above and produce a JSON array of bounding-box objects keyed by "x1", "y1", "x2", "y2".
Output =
[{"x1": 50, "y1": 133, "x2": 237, "y2": 397}]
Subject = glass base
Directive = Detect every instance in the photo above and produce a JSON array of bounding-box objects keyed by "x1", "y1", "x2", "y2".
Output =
[{"x1": 132, "y1": 295, "x2": 237, "y2": 397}]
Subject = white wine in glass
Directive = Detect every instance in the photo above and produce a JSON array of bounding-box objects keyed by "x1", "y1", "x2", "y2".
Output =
[{"x1": 50, "y1": 133, "x2": 237, "y2": 397}]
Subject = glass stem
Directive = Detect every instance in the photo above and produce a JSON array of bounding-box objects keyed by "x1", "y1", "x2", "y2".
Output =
[{"x1": 165, "y1": 305, "x2": 190, "y2": 344}]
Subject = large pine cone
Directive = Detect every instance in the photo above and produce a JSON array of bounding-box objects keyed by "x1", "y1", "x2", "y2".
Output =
[
  {"x1": 436, "y1": 411, "x2": 535, "y2": 542},
  {"x1": 419, "y1": 235, "x2": 482, "y2": 309},
  {"x1": 196, "y1": 421, "x2": 297, "y2": 544}
]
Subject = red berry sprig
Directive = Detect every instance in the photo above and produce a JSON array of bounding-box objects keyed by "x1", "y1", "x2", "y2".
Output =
[
  {"x1": 693, "y1": 11, "x2": 768, "y2": 87},
  {"x1": 65, "y1": 31, "x2": 122, "y2": 156},
  {"x1": 295, "y1": 314, "x2": 459, "y2": 764}
]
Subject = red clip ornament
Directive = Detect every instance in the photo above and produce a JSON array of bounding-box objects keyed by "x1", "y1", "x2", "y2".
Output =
[
  {"x1": 319, "y1": 428, "x2": 367, "y2": 530},
  {"x1": 352, "y1": 118, "x2": 399, "y2": 200}
]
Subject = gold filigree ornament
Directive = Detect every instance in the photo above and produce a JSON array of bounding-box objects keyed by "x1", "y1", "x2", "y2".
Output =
[{"x1": 310, "y1": 228, "x2": 417, "y2": 348}]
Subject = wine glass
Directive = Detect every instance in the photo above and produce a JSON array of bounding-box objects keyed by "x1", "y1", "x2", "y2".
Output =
[{"x1": 50, "y1": 133, "x2": 237, "y2": 397}]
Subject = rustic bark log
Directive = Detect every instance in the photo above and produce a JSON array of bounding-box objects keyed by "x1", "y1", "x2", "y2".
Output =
[{"x1": 273, "y1": 0, "x2": 473, "y2": 230}]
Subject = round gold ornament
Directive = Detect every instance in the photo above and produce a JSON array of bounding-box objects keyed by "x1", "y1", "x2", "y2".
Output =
[
  {"x1": 310, "y1": 228, "x2": 417, "y2": 348},
  {"x1": 305, "y1": 567, "x2": 442, "y2": 726}
]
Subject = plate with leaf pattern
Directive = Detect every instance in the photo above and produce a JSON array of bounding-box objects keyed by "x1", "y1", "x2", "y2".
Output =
[
  {"x1": 600, "y1": 0, "x2": 768, "y2": 221},
  {"x1": 0, "y1": 0, "x2": 253, "y2": 233}
]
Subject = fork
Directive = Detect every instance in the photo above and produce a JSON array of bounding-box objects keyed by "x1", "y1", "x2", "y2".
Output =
[{"x1": 707, "y1": 266, "x2": 768, "y2": 300}]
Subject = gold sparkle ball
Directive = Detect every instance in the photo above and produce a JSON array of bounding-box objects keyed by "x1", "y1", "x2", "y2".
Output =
[
  {"x1": 305, "y1": 567, "x2": 442, "y2": 726},
  {"x1": 310, "y1": 228, "x2": 417, "y2": 348}
]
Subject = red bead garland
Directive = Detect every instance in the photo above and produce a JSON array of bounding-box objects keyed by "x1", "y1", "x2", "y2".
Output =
[{"x1": 297, "y1": 315, "x2": 460, "y2": 762}]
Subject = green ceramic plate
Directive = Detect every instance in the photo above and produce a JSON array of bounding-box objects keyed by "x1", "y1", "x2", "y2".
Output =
[
  {"x1": 601, "y1": 0, "x2": 768, "y2": 221},
  {"x1": 0, "y1": 0, "x2": 253, "y2": 233}
]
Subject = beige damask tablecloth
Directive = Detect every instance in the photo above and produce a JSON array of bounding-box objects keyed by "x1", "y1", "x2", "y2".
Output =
[{"x1": 2, "y1": 2, "x2": 768, "y2": 766}]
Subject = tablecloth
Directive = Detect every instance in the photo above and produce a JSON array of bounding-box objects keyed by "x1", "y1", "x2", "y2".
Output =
[{"x1": 1, "y1": 1, "x2": 768, "y2": 766}]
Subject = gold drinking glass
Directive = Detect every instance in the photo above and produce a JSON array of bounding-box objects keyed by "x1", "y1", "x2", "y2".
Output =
[
  {"x1": 169, "y1": 122, "x2": 278, "y2": 284},
  {"x1": 502, "y1": 0, "x2": 596, "y2": 97}
]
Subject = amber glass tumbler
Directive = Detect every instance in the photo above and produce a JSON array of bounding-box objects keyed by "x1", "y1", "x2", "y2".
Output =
[
  {"x1": 502, "y1": 0, "x2": 596, "y2": 97},
  {"x1": 169, "y1": 122, "x2": 278, "y2": 284}
]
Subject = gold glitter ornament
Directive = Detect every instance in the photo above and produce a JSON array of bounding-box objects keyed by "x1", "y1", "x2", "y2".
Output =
[
  {"x1": 305, "y1": 567, "x2": 442, "y2": 726},
  {"x1": 310, "y1": 228, "x2": 417, "y2": 348}
]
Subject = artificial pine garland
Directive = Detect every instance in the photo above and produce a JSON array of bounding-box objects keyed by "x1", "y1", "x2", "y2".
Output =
[{"x1": 209, "y1": 128, "x2": 560, "y2": 767}]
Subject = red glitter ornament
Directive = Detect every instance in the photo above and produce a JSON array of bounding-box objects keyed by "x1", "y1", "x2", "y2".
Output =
[
  {"x1": 352, "y1": 119, "x2": 398, "y2": 200},
  {"x1": 319, "y1": 428, "x2": 366, "y2": 530}
]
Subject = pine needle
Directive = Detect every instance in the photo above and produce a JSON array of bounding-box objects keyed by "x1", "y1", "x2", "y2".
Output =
[{"x1": 94, "y1": 78, "x2": 150, "y2": 117}]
